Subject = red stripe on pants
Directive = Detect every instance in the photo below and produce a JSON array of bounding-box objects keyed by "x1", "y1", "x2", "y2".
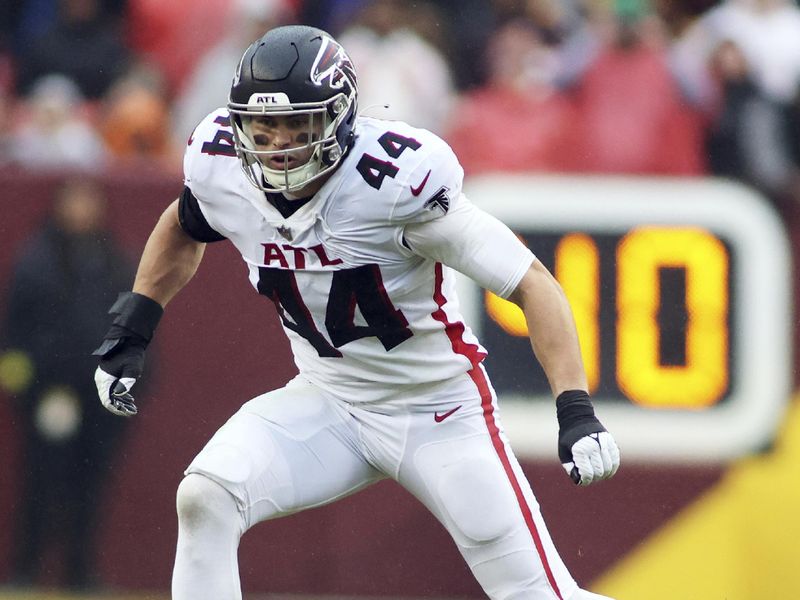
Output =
[
  {"x1": 429, "y1": 262, "x2": 562, "y2": 598},
  {"x1": 468, "y1": 365, "x2": 563, "y2": 600}
]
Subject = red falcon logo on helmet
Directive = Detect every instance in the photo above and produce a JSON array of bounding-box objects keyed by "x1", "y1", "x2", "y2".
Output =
[{"x1": 310, "y1": 37, "x2": 356, "y2": 90}]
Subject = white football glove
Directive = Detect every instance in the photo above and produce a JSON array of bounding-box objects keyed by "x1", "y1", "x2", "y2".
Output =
[
  {"x1": 92, "y1": 292, "x2": 163, "y2": 418},
  {"x1": 94, "y1": 366, "x2": 139, "y2": 417},
  {"x1": 556, "y1": 390, "x2": 620, "y2": 486},
  {"x1": 561, "y1": 431, "x2": 620, "y2": 486}
]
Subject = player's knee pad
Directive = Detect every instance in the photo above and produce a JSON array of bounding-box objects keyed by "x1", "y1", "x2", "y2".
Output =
[
  {"x1": 176, "y1": 473, "x2": 242, "y2": 532},
  {"x1": 427, "y1": 454, "x2": 520, "y2": 546}
]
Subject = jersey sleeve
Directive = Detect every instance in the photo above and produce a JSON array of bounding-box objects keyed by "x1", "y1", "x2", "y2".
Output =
[
  {"x1": 389, "y1": 133, "x2": 464, "y2": 225},
  {"x1": 178, "y1": 186, "x2": 226, "y2": 242},
  {"x1": 182, "y1": 108, "x2": 242, "y2": 240},
  {"x1": 402, "y1": 194, "x2": 536, "y2": 298},
  {"x1": 183, "y1": 109, "x2": 230, "y2": 191}
]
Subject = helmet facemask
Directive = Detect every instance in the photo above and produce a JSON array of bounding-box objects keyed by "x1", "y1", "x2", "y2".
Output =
[{"x1": 229, "y1": 91, "x2": 353, "y2": 193}]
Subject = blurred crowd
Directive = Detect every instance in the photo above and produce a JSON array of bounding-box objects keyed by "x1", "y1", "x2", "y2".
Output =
[{"x1": 1, "y1": 0, "x2": 800, "y2": 213}]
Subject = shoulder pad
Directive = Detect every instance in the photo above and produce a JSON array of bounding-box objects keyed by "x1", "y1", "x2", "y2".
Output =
[
  {"x1": 390, "y1": 132, "x2": 463, "y2": 224},
  {"x1": 346, "y1": 118, "x2": 464, "y2": 224},
  {"x1": 183, "y1": 109, "x2": 239, "y2": 196}
]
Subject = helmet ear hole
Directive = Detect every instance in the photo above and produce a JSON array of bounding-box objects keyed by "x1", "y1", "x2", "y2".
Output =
[{"x1": 322, "y1": 146, "x2": 342, "y2": 166}]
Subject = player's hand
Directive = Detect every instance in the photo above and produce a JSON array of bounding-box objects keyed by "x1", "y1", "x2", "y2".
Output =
[
  {"x1": 94, "y1": 338, "x2": 146, "y2": 417},
  {"x1": 93, "y1": 292, "x2": 163, "y2": 418},
  {"x1": 556, "y1": 390, "x2": 620, "y2": 486},
  {"x1": 561, "y1": 431, "x2": 619, "y2": 486}
]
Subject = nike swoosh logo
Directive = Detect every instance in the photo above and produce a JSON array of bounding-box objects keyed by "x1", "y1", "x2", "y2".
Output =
[
  {"x1": 410, "y1": 170, "x2": 432, "y2": 196},
  {"x1": 434, "y1": 404, "x2": 462, "y2": 423}
]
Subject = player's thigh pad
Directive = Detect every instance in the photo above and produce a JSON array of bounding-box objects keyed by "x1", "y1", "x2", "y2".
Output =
[
  {"x1": 410, "y1": 428, "x2": 577, "y2": 600},
  {"x1": 413, "y1": 433, "x2": 525, "y2": 548},
  {"x1": 185, "y1": 377, "x2": 381, "y2": 527}
]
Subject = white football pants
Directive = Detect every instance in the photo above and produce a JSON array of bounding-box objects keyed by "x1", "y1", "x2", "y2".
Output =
[{"x1": 172, "y1": 368, "x2": 599, "y2": 600}]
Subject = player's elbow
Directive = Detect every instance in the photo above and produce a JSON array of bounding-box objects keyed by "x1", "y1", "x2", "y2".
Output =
[{"x1": 508, "y1": 259, "x2": 564, "y2": 309}]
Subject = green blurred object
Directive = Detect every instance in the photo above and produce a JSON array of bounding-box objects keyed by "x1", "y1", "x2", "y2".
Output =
[
  {"x1": 0, "y1": 349, "x2": 35, "y2": 394},
  {"x1": 614, "y1": 0, "x2": 650, "y2": 18}
]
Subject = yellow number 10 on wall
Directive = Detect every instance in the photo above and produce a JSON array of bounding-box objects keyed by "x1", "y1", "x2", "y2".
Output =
[{"x1": 486, "y1": 227, "x2": 729, "y2": 410}]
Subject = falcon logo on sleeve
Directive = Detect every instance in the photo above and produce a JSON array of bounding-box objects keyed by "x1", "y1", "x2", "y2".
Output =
[{"x1": 424, "y1": 186, "x2": 451, "y2": 214}]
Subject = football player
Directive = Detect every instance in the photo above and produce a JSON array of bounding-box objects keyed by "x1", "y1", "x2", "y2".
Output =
[{"x1": 94, "y1": 25, "x2": 620, "y2": 600}]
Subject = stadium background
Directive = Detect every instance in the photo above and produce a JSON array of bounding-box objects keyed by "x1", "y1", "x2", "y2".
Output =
[{"x1": 1, "y1": 0, "x2": 800, "y2": 599}]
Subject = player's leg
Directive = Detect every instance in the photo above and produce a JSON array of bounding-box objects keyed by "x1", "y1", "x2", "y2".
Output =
[
  {"x1": 171, "y1": 376, "x2": 383, "y2": 600},
  {"x1": 172, "y1": 473, "x2": 244, "y2": 599},
  {"x1": 394, "y1": 366, "x2": 580, "y2": 600}
]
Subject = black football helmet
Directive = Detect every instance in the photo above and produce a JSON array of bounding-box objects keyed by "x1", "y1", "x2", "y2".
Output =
[{"x1": 228, "y1": 25, "x2": 358, "y2": 192}]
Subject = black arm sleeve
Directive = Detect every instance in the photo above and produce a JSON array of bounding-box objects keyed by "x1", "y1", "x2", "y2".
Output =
[{"x1": 178, "y1": 186, "x2": 226, "y2": 243}]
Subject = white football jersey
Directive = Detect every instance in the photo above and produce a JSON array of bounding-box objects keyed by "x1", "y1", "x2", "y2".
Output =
[{"x1": 184, "y1": 110, "x2": 533, "y2": 402}]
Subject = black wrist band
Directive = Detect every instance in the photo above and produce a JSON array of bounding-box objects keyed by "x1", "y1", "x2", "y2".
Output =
[
  {"x1": 108, "y1": 292, "x2": 164, "y2": 342},
  {"x1": 556, "y1": 389, "x2": 597, "y2": 427}
]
